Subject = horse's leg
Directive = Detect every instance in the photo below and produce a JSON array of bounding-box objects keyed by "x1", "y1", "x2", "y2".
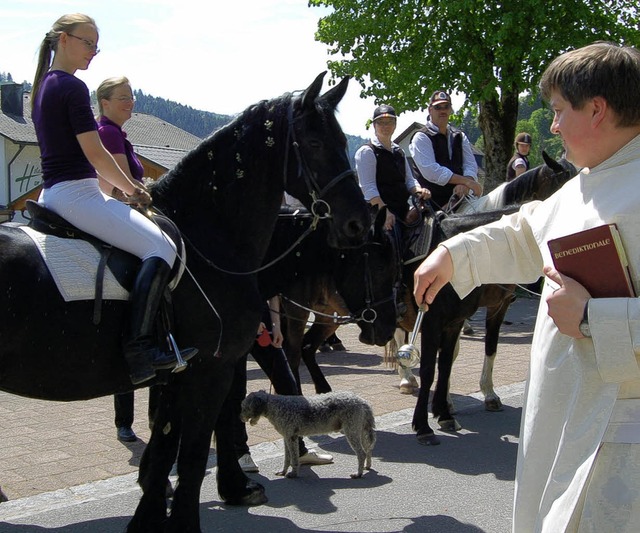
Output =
[
  {"x1": 395, "y1": 301, "x2": 419, "y2": 394},
  {"x1": 281, "y1": 303, "x2": 306, "y2": 394},
  {"x1": 481, "y1": 289, "x2": 515, "y2": 411},
  {"x1": 446, "y1": 335, "x2": 460, "y2": 413},
  {"x1": 213, "y1": 385, "x2": 268, "y2": 506},
  {"x1": 0, "y1": 486, "x2": 8, "y2": 502},
  {"x1": 128, "y1": 379, "x2": 183, "y2": 532},
  {"x1": 394, "y1": 328, "x2": 418, "y2": 394},
  {"x1": 412, "y1": 334, "x2": 439, "y2": 445},
  {"x1": 157, "y1": 364, "x2": 245, "y2": 533},
  {"x1": 432, "y1": 327, "x2": 462, "y2": 432},
  {"x1": 301, "y1": 321, "x2": 336, "y2": 394}
]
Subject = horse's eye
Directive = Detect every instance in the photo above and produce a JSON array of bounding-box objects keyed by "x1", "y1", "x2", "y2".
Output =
[{"x1": 307, "y1": 139, "x2": 322, "y2": 149}]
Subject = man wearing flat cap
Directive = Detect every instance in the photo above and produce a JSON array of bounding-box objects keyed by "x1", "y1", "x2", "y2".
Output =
[
  {"x1": 355, "y1": 104, "x2": 431, "y2": 231},
  {"x1": 506, "y1": 132, "x2": 532, "y2": 181},
  {"x1": 409, "y1": 90, "x2": 482, "y2": 210}
]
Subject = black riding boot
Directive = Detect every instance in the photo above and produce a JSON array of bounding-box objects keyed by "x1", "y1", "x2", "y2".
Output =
[{"x1": 124, "y1": 257, "x2": 198, "y2": 385}]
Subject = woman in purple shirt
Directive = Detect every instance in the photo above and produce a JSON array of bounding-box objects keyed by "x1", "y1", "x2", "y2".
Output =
[
  {"x1": 96, "y1": 77, "x2": 144, "y2": 193},
  {"x1": 96, "y1": 76, "x2": 149, "y2": 442},
  {"x1": 31, "y1": 14, "x2": 195, "y2": 385}
]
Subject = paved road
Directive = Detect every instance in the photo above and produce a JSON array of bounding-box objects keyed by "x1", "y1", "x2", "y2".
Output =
[{"x1": 0, "y1": 296, "x2": 538, "y2": 531}]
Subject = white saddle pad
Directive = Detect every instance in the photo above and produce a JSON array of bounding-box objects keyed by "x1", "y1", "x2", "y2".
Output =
[{"x1": 19, "y1": 225, "x2": 130, "y2": 302}]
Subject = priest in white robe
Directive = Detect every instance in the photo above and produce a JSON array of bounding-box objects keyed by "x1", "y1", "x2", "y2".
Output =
[{"x1": 414, "y1": 42, "x2": 640, "y2": 533}]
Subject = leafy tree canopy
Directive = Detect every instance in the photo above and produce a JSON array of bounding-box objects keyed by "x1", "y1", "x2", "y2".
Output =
[{"x1": 310, "y1": 0, "x2": 640, "y2": 190}]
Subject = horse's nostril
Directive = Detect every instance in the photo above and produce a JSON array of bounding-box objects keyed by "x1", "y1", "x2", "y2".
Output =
[{"x1": 347, "y1": 219, "x2": 366, "y2": 238}]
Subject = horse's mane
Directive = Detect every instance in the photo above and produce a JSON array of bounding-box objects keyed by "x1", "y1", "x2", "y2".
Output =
[
  {"x1": 502, "y1": 154, "x2": 576, "y2": 205},
  {"x1": 439, "y1": 206, "x2": 519, "y2": 239},
  {"x1": 150, "y1": 91, "x2": 296, "y2": 213}
]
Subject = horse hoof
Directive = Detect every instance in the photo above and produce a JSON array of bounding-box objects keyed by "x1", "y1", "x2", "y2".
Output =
[
  {"x1": 399, "y1": 376, "x2": 417, "y2": 394},
  {"x1": 242, "y1": 485, "x2": 268, "y2": 506},
  {"x1": 438, "y1": 418, "x2": 462, "y2": 432},
  {"x1": 485, "y1": 398, "x2": 504, "y2": 412},
  {"x1": 223, "y1": 480, "x2": 268, "y2": 506},
  {"x1": 417, "y1": 432, "x2": 441, "y2": 446},
  {"x1": 399, "y1": 383, "x2": 414, "y2": 394}
]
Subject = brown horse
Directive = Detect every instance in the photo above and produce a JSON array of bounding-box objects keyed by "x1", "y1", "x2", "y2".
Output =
[{"x1": 259, "y1": 207, "x2": 400, "y2": 394}]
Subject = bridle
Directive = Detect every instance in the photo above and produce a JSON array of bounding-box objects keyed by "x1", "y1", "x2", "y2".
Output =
[
  {"x1": 278, "y1": 228, "x2": 402, "y2": 327},
  {"x1": 179, "y1": 96, "x2": 356, "y2": 277},
  {"x1": 283, "y1": 97, "x2": 357, "y2": 223}
]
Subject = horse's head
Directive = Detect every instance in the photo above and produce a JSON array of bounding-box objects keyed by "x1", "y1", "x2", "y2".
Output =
[
  {"x1": 503, "y1": 150, "x2": 577, "y2": 204},
  {"x1": 284, "y1": 72, "x2": 369, "y2": 248},
  {"x1": 334, "y1": 208, "x2": 399, "y2": 346},
  {"x1": 536, "y1": 150, "x2": 578, "y2": 199}
]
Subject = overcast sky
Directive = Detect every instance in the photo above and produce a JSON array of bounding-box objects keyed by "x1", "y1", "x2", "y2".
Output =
[{"x1": 1, "y1": 0, "x2": 427, "y2": 139}]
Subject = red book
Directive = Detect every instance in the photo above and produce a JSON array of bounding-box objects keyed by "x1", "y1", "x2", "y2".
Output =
[{"x1": 548, "y1": 224, "x2": 635, "y2": 298}]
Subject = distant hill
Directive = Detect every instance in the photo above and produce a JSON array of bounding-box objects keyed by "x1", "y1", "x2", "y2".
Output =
[
  {"x1": 0, "y1": 71, "x2": 368, "y2": 163},
  {"x1": 132, "y1": 90, "x2": 231, "y2": 139}
]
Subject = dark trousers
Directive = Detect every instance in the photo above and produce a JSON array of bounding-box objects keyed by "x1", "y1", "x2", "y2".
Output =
[
  {"x1": 230, "y1": 342, "x2": 307, "y2": 458},
  {"x1": 113, "y1": 389, "x2": 157, "y2": 429},
  {"x1": 114, "y1": 392, "x2": 134, "y2": 428}
]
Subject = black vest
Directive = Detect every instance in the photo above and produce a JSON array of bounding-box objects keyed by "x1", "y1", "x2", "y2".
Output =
[
  {"x1": 410, "y1": 127, "x2": 464, "y2": 209},
  {"x1": 368, "y1": 142, "x2": 410, "y2": 219},
  {"x1": 506, "y1": 152, "x2": 530, "y2": 181}
]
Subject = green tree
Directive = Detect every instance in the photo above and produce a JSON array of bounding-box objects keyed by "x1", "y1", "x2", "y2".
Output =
[{"x1": 309, "y1": 0, "x2": 640, "y2": 191}]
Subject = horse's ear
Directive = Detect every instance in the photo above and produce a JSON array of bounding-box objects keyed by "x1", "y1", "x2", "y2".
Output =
[
  {"x1": 542, "y1": 150, "x2": 563, "y2": 172},
  {"x1": 320, "y1": 76, "x2": 350, "y2": 110},
  {"x1": 301, "y1": 72, "x2": 327, "y2": 111}
]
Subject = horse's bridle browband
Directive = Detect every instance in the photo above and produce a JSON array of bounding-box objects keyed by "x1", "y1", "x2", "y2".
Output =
[{"x1": 285, "y1": 95, "x2": 357, "y2": 225}]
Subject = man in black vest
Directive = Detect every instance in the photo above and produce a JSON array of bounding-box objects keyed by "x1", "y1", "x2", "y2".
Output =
[
  {"x1": 506, "y1": 132, "x2": 532, "y2": 181},
  {"x1": 355, "y1": 104, "x2": 431, "y2": 231},
  {"x1": 409, "y1": 90, "x2": 482, "y2": 210}
]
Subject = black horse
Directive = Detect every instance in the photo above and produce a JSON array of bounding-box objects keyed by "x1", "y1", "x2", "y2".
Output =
[
  {"x1": 403, "y1": 153, "x2": 577, "y2": 445},
  {"x1": 260, "y1": 207, "x2": 400, "y2": 393},
  {"x1": 0, "y1": 73, "x2": 370, "y2": 531}
]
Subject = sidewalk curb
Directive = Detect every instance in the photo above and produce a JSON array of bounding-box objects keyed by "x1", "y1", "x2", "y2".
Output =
[{"x1": 0, "y1": 381, "x2": 526, "y2": 522}]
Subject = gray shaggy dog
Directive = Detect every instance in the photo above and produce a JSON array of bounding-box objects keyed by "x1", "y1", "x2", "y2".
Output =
[{"x1": 241, "y1": 390, "x2": 376, "y2": 478}]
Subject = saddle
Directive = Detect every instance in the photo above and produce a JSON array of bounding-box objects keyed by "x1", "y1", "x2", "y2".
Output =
[{"x1": 24, "y1": 200, "x2": 184, "y2": 324}]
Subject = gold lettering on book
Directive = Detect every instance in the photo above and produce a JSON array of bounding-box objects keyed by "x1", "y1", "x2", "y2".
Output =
[{"x1": 553, "y1": 238, "x2": 611, "y2": 259}]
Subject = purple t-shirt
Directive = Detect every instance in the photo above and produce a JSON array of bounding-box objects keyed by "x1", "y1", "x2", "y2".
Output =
[
  {"x1": 97, "y1": 116, "x2": 144, "y2": 182},
  {"x1": 32, "y1": 70, "x2": 97, "y2": 188}
]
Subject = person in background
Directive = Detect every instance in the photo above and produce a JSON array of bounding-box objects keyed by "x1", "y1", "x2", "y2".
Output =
[
  {"x1": 414, "y1": 42, "x2": 640, "y2": 532},
  {"x1": 355, "y1": 104, "x2": 431, "y2": 232},
  {"x1": 96, "y1": 76, "x2": 146, "y2": 443},
  {"x1": 31, "y1": 14, "x2": 196, "y2": 385},
  {"x1": 409, "y1": 90, "x2": 482, "y2": 211},
  {"x1": 355, "y1": 104, "x2": 431, "y2": 394},
  {"x1": 506, "y1": 132, "x2": 532, "y2": 181}
]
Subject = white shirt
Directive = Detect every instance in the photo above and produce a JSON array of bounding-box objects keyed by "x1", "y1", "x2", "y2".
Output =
[
  {"x1": 444, "y1": 134, "x2": 640, "y2": 532},
  {"x1": 354, "y1": 136, "x2": 419, "y2": 202},
  {"x1": 409, "y1": 122, "x2": 478, "y2": 186}
]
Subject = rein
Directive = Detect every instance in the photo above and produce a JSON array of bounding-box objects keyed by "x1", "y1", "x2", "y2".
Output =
[
  {"x1": 278, "y1": 231, "x2": 401, "y2": 327},
  {"x1": 284, "y1": 99, "x2": 357, "y2": 219},
  {"x1": 178, "y1": 97, "x2": 355, "y2": 277}
]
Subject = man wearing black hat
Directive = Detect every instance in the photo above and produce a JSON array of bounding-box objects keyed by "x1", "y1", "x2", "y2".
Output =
[
  {"x1": 355, "y1": 104, "x2": 431, "y2": 231},
  {"x1": 409, "y1": 90, "x2": 482, "y2": 210},
  {"x1": 506, "y1": 132, "x2": 532, "y2": 181}
]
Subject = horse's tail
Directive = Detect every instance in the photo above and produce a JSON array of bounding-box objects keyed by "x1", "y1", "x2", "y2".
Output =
[
  {"x1": 383, "y1": 328, "x2": 408, "y2": 369},
  {"x1": 383, "y1": 337, "x2": 397, "y2": 369}
]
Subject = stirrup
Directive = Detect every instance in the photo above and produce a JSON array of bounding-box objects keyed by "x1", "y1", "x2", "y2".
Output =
[{"x1": 167, "y1": 332, "x2": 197, "y2": 373}]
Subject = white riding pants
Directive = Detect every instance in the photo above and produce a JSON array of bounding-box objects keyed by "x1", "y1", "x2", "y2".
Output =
[{"x1": 39, "y1": 178, "x2": 176, "y2": 267}]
